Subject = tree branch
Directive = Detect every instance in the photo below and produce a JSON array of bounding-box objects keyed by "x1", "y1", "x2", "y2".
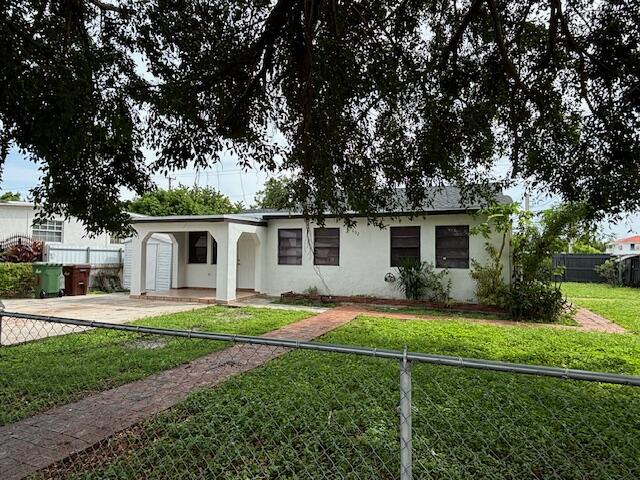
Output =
[
  {"x1": 551, "y1": 0, "x2": 597, "y2": 117},
  {"x1": 539, "y1": 0, "x2": 558, "y2": 69},
  {"x1": 441, "y1": 0, "x2": 484, "y2": 67},
  {"x1": 486, "y1": 0, "x2": 535, "y2": 100},
  {"x1": 87, "y1": 0, "x2": 124, "y2": 13}
]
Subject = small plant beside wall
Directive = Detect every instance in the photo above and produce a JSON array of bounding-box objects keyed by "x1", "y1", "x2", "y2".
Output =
[{"x1": 396, "y1": 259, "x2": 451, "y2": 303}]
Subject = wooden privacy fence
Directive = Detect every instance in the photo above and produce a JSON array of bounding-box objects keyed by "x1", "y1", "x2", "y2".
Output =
[{"x1": 552, "y1": 254, "x2": 611, "y2": 283}]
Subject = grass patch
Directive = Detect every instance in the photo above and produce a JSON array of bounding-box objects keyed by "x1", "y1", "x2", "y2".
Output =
[
  {"x1": 562, "y1": 282, "x2": 640, "y2": 331},
  {"x1": 0, "y1": 306, "x2": 313, "y2": 425},
  {"x1": 272, "y1": 298, "x2": 337, "y2": 308},
  {"x1": 370, "y1": 305, "x2": 579, "y2": 326},
  {"x1": 58, "y1": 316, "x2": 640, "y2": 479},
  {"x1": 370, "y1": 305, "x2": 508, "y2": 320}
]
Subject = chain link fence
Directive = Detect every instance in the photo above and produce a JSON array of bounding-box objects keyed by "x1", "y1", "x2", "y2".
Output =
[{"x1": 1, "y1": 309, "x2": 639, "y2": 479}]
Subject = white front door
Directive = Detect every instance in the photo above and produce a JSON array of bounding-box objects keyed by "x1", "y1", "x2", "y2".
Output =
[
  {"x1": 145, "y1": 243, "x2": 158, "y2": 291},
  {"x1": 236, "y1": 236, "x2": 255, "y2": 290}
]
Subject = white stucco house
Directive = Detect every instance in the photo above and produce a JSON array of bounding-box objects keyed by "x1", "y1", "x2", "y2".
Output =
[
  {"x1": 606, "y1": 235, "x2": 640, "y2": 256},
  {"x1": 0, "y1": 200, "x2": 115, "y2": 246},
  {"x1": 128, "y1": 187, "x2": 512, "y2": 304}
]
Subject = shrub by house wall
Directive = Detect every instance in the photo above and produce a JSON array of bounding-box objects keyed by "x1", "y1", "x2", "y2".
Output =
[{"x1": 0, "y1": 263, "x2": 33, "y2": 298}]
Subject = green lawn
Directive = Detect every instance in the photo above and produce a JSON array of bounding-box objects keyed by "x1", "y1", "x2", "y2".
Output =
[
  {"x1": 368, "y1": 305, "x2": 509, "y2": 320},
  {"x1": 50, "y1": 315, "x2": 640, "y2": 480},
  {"x1": 0, "y1": 306, "x2": 313, "y2": 425},
  {"x1": 562, "y1": 282, "x2": 640, "y2": 332}
]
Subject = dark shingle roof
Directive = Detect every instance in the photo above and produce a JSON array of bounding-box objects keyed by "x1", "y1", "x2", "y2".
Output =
[{"x1": 242, "y1": 186, "x2": 511, "y2": 218}]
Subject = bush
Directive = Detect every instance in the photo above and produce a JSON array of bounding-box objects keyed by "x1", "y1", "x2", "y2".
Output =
[
  {"x1": 509, "y1": 280, "x2": 569, "y2": 323},
  {"x1": 470, "y1": 245, "x2": 509, "y2": 307},
  {"x1": 595, "y1": 259, "x2": 623, "y2": 286},
  {"x1": 0, "y1": 241, "x2": 43, "y2": 263},
  {"x1": 396, "y1": 259, "x2": 451, "y2": 303},
  {"x1": 0, "y1": 263, "x2": 34, "y2": 298}
]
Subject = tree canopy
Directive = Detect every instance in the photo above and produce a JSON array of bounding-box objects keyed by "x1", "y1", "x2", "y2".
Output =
[
  {"x1": 1, "y1": 0, "x2": 638, "y2": 235},
  {"x1": 253, "y1": 177, "x2": 294, "y2": 210},
  {"x1": 127, "y1": 187, "x2": 243, "y2": 217},
  {"x1": 0, "y1": 191, "x2": 21, "y2": 201},
  {"x1": 539, "y1": 203, "x2": 608, "y2": 253}
]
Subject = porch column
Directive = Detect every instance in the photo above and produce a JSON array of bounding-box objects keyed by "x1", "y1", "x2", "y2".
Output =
[
  {"x1": 167, "y1": 233, "x2": 179, "y2": 289},
  {"x1": 213, "y1": 224, "x2": 239, "y2": 303},
  {"x1": 130, "y1": 231, "x2": 152, "y2": 296},
  {"x1": 254, "y1": 229, "x2": 267, "y2": 293}
]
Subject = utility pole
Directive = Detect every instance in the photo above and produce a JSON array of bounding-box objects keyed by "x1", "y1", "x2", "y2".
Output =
[
  {"x1": 166, "y1": 175, "x2": 176, "y2": 190},
  {"x1": 524, "y1": 192, "x2": 530, "y2": 212}
]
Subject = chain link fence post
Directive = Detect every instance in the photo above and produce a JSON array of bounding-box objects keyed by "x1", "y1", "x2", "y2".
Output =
[
  {"x1": 0, "y1": 299, "x2": 4, "y2": 346},
  {"x1": 400, "y1": 346, "x2": 412, "y2": 480}
]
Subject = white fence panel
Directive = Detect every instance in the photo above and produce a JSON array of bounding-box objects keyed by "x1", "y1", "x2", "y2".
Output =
[{"x1": 46, "y1": 245, "x2": 124, "y2": 265}]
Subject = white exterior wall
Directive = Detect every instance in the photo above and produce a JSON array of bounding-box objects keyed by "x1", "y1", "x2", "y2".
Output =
[
  {"x1": 0, "y1": 203, "x2": 112, "y2": 246},
  {"x1": 263, "y1": 214, "x2": 510, "y2": 303},
  {"x1": 128, "y1": 213, "x2": 510, "y2": 303},
  {"x1": 606, "y1": 243, "x2": 638, "y2": 256}
]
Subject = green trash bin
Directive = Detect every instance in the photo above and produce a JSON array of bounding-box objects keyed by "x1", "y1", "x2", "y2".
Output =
[{"x1": 33, "y1": 263, "x2": 65, "y2": 299}]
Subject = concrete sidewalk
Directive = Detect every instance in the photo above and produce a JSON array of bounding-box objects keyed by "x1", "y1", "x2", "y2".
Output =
[{"x1": 1, "y1": 293, "x2": 207, "y2": 345}]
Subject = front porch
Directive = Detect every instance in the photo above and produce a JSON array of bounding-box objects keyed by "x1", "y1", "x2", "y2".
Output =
[
  {"x1": 129, "y1": 215, "x2": 268, "y2": 303},
  {"x1": 132, "y1": 288, "x2": 260, "y2": 304}
]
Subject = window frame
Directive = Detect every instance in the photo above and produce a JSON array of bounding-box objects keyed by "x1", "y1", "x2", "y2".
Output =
[
  {"x1": 187, "y1": 231, "x2": 208, "y2": 264},
  {"x1": 32, "y1": 220, "x2": 64, "y2": 243},
  {"x1": 210, "y1": 235, "x2": 218, "y2": 264},
  {"x1": 278, "y1": 228, "x2": 303, "y2": 265},
  {"x1": 435, "y1": 225, "x2": 470, "y2": 269},
  {"x1": 313, "y1": 228, "x2": 340, "y2": 266},
  {"x1": 390, "y1": 226, "x2": 421, "y2": 267}
]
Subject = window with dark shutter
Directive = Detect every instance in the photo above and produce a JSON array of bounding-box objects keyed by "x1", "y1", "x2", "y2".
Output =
[
  {"x1": 188, "y1": 231, "x2": 207, "y2": 264},
  {"x1": 390, "y1": 226, "x2": 420, "y2": 267},
  {"x1": 435, "y1": 226, "x2": 469, "y2": 269},
  {"x1": 314, "y1": 228, "x2": 340, "y2": 265},
  {"x1": 211, "y1": 236, "x2": 217, "y2": 264},
  {"x1": 278, "y1": 228, "x2": 303, "y2": 265}
]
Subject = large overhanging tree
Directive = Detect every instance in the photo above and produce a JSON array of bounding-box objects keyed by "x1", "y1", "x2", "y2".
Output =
[{"x1": 1, "y1": 0, "x2": 638, "y2": 234}]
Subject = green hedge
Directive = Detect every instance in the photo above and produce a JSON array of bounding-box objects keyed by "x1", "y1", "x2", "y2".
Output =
[{"x1": 0, "y1": 263, "x2": 34, "y2": 298}]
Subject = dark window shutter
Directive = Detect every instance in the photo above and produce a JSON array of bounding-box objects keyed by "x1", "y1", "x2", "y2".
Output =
[
  {"x1": 314, "y1": 228, "x2": 340, "y2": 266},
  {"x1": 435, "y1": 226, "x2": 469, "y2": 269},
  {"x1": 188, "y1": 232, "x2": 208, "y2": 264},
  {"x1": 278, "y1": 229, "x2": 303, "y2": 265},
  {"x1": 390, "y1": 226, "x2": 420, "y2": 267}
]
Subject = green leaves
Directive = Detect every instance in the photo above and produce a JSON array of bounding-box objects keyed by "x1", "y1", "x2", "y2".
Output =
[
  {"x1": 2, "y1": 0, "x2": 639, "y2": 234},
  {"x1": 127, "y1": 186, "x2": 243, "y2": 217}
]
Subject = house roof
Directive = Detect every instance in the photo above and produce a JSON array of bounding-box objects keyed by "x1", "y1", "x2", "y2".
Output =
[
  {"x1": 244, "y1": 186, "x2": 512, "y2": 219},
  {"x1": 612, "y1": 235, "x2": 640, "y2": 244},
  {"x1": 131, "y1": 213, "x2": 267, "y2": 225},
  {"x1": 0, "y1": 200, "x2": 35, "y2": 208},
  {"x1": 131, "y1": 186, "x2": 511, "y2": 224}
]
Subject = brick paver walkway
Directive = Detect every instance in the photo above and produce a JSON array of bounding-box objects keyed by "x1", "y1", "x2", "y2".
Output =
[
  {"x1": 573, "y1": 307, "x2": 626, "y2": 333},
  {"x1": 0, "y1": 307, "x2": 360, "y2": 480}
]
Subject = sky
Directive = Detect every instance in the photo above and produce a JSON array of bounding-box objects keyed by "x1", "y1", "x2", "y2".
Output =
[{"x1": 1, "y1": 146, "x2": 639, "y2": 239}]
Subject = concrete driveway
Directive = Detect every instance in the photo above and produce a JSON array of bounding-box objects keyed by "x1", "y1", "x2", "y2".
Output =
[{"x1": 0, "y1": 293, "x2": 207, "y2": 345}]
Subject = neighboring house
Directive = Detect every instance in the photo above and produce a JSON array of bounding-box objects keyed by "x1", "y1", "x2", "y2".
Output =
[
  {"x1": 606, "y1": 235, "x2": 640, "y2": 255},
  {"x1": 128, "y1": 187, "x2": 512, "y2": 303},
  {"x1": 0, "y1": 200, "x2": 116, "y2": 246}
]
